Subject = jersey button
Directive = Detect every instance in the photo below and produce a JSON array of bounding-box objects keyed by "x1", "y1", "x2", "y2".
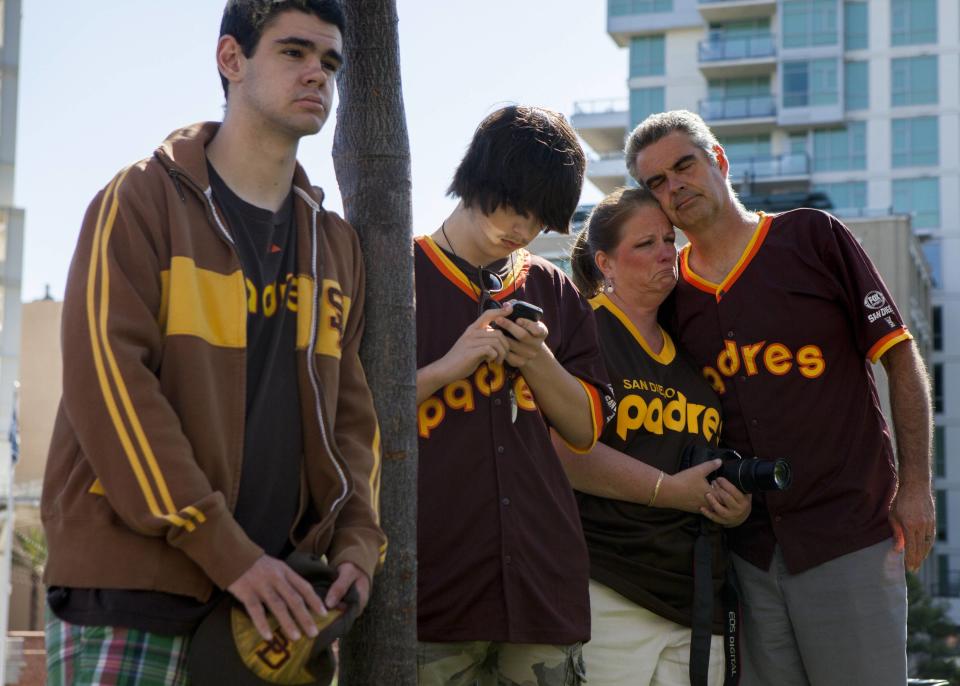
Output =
[
  {"x1": 494, "y1": 398, "x2": 502, "y2": 406},
  {"x1": 505, "y1": 555, "x2": 513, "y2": 564},
  {"x1": 774, "y1": 515, "x2": 782, "y2": 523},
  {"x1": 739, "y1": 376, "x2": 747, "y2": 382},
  {"x1": 497, "y1": 445, "x2": 505, "y2": 454},
  {"x1": 727, "y1": 330, "x2": 735, "y2": 338},
  {"x1": 751, "y1": 418, "x2": 759, "y2": 426},
  {"x1": 502, "y1": 497, "x2": 511, "y2": 506}
]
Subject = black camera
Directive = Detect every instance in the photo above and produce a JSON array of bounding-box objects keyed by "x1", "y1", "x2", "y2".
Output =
[{"x1": 680, "y1": 444, "x2": 792, "y2": 494}]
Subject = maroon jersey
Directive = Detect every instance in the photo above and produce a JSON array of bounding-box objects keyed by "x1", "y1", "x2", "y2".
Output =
[
  {"x1": 415, "y1": 235, "x2": 614, "y2": 644},
  {"x1": 667, "y1": 209, "x2": 912, "y2": 573}
]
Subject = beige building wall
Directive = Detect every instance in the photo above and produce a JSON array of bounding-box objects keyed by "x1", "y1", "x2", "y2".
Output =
[
  {"x1": 10, "y1": 299, "x2": 62, "y2": 632},
  {"x1": 17, "y1": 299, "x2": 62, "y2": 489}
]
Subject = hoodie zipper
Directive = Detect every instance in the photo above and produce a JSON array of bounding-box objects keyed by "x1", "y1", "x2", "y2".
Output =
[{"x1": 293, "y1": 186, "x2": 351, "y2": 515}]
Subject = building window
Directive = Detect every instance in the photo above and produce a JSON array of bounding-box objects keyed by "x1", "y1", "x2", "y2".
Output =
[
  {"x1": 893, "y1": 177, "x2": 939, "y2": 230},
  {"x1": 844, "y1": 61, "x2": 868, "y2": 110},
  {"x1": 923, "y1": 241, "x2": 942, "y2": 288},
  {"x1": 935, "y1": 425, "x2": 945, "y2": 478},
  {"x1": 703, "y1": 77, "x2": 774, "y2": 120},
  {"x1": 783, "y1": 59, "x2": 838, "y2": 108},
  {"x1": 789, "y1": 132, "x2": 808, "y2": 155},
  {"x1": 891, "y1": 0, "x2": 937, "y2": 46},
  {"x1": 940, "y1": 554, "x2": 951, "y2": 596},
  {"x1": 630, "y1": 35, "x2": 665, "y2": 77},
  {"x1": 844, "y1": 1, "x2": 868, "y2": 50},
  {"x1": 891, "y1": 56, "x2": 938, "y2": 106},
  {"x1": 933, "y1": 305, "x2": 942, "y2": 351},
  {"x1": 783, "y1": 0, "x2": 838, "y2": 48},
  {"x1": 630, "y1": 87, "x2": 665, "y2": 128},
  {"x1": 609, "y1": 0, "x2": 672, "y2": 15},
  {"x1": 892, "y1": 117, "x2": 938, "y2": 168},
  {"x1": 813, "y1": 123, "x2": 866, "y2": 171},
  {"x1": 813, "y1": 182, "x2": 867, "y2": 215},
  {"x1": 934, "y1": 363, "x2": 944, "y2": 414},
  {"x1": 937, "y1": 490, "x2": 947, "y2": 541}
]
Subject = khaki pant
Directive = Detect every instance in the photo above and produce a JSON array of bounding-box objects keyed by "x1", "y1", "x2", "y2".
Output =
[
  {"x1": 733, "y1": 539, "x2": 907, "y2": 686},
  {"x1": 582, "y1": 580, "x2": 724, "y2": 686},
  {"x1": 417, "y1": 640, "x2": 584, "y2": 686}
]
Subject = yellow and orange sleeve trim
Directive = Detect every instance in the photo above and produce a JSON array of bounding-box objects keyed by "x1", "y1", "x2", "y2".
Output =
[
  {"x1": 868, "y1": 327, "x2": 913, "y2": 363},
  {"x1": 415, "y1": 235, "x2": 529, "y2": 302},
  {"x1": 85, "y1": 170, "x2": 203, "y2": 534},
  {"x1": 680, "y1": 213, "x2": 773, "y2": 302},
  {"x1": 560, "y1": 378, "x2": 605, "y2": 455}
]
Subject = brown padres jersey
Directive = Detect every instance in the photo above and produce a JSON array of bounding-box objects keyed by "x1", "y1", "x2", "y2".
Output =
[
  {"x1": 579, "y1": 294, "x2": 726, "y2": 632},
  {"x1": 415, "y1": 235, "x2": 614, "y2": 644},
  {"x1": 666, "y1": 209, "x2": 912, "y2": 574}
]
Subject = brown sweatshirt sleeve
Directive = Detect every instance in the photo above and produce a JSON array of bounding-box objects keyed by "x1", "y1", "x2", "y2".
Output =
[
  {"x1": 325, "y1": 220, "x2": 388, "y2": 581},
  {"x1": 60, "y1": 166, "x2": 263, "y2": 589}
]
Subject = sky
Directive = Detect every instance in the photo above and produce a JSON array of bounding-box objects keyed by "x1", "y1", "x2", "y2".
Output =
[{"x1": 13, "y1": 0, "x2": 627, "y2": 302}]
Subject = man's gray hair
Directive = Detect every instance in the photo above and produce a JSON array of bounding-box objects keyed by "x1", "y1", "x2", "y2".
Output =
[{"x1": 624, "y1": 110, "x2": 721, "y2": 184}]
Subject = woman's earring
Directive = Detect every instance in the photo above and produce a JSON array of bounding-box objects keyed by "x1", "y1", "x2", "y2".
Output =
[{"x1": 605, "y1": 278, "x2": 615, "y2": 293}]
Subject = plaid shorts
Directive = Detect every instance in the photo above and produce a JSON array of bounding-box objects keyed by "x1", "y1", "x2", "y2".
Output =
[{"x1": 46, "y1": 612, "x2": 191, "y2": 686}]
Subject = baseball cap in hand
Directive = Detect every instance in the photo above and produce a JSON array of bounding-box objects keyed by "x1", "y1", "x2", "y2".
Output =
[{"x1": 188, "y1": 552, "x2": 360, "y2": 686}]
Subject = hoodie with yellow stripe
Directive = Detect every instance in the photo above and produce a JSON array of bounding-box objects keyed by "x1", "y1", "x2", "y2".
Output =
[{"x1": 41, "y1": 122, "x2": 386, "y2": 602}]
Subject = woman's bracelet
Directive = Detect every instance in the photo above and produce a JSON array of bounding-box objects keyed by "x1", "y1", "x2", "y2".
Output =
[{"x1": 648, "y1": 470, "x2": 665, "y2": 507}]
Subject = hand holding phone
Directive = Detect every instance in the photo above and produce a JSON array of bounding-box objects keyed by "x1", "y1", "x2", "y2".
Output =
[{"x1": 492, "y1": 300, "x2": 543, "y2": 339}]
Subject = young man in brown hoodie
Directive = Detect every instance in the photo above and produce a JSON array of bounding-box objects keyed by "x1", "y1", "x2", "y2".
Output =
[{"x1": 41, "y1": 2, "x2": 384, "y2": 683}]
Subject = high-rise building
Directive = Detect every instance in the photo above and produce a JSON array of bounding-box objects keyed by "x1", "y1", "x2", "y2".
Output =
[
  {"x1": 571, "y1": 0, "x2": 955, "y2": 608},
  {"x1": 0, "y1": 0, "x2": 24, "y2": 676},
  {"x1": 0, "y1": 0, "x2": 23, "y2": 461}
]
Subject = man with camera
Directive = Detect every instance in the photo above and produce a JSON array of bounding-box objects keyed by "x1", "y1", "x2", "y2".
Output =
[
  {"x1": 414, "y1": 105, "x2": 615, "y2": 686},
  {"x1": 626, "y1": 110, "x2": 934, "y2": 685}
]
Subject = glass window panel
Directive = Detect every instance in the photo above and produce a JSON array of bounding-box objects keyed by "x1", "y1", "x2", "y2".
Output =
[
  {"x1": 783, "y1": 0, "x2": 838, "y2": 48},
  {"x1": 935, "y1": 425, "x2": 945, "y2": 477},
  {"x1": 812, "y1": 123, "x2": 865, "y2": 171},
  {"x1": 783, "y1": 61, "x2": 809, "y2": 108},
  {"x1": 630, "y1": 35, "x2": 665, "y2": 77},
  {"x1": 811, "y1": 59, "x2": 839, "y2": 105},
  {"x1": 892, "y1": 116, "x2": 938, "y2": 167},
  {"x1": 790, "y1": 132, "x2": 808, "y2": 154},
  {"x1": 892, "y1": 0, "x2": 937, "y2": 45},
  {"x1": 610, "y1": 0, "x2": 673, "y2": 15},
  {"x1": 844, "y1": 61, "x2": 868, "y2": 110},
  {"x1": 937, "y1": 490, "x2": 947, "y2": 540},
  {"x1": 630, "y1": 87, "x2": 665, "y2": 128},
  {"x1": 934, "y1": 363, "x2": 944, "y2": 414},
  {"x1": 893, "y1": 177, "x2": 940, "y2": 230},
  {"x1": 933, "y1": 305, "x2": 943, "y2": 351},
  {"x1": 892, "y1": 56, "x2": 938, "y2": 106},
  {"x1": 813, "y1": 182, "x2": 867, "y2": 214},
  {"x1": 923, "y1": 241, "x2": 942, "y2": 287},
  {"x1": 844, "y1": 1, "x2": 868, "y2": 50}
]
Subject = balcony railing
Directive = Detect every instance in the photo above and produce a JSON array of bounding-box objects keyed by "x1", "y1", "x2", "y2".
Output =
[
  {"x1": 729, "y1": 152, "x2": 808, "y2": 179},
  {"x1": 700, "y1": 94, "x2": 775, "y2": 120},
  {"x1": 573, "y1": 98, "x2": 629, "y2": 116},
  {"x1": 699, "y1": 33, "x2": 775, "y2": 62}
]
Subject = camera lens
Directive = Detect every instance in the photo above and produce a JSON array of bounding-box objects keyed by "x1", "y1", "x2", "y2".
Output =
[{"x1": 729, "y1": 457, "x2": 792, "y2": 493}]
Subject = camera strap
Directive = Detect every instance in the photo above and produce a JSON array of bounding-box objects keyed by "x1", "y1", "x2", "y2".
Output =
[{"x1": 689, "y1": 522, "x2": 742, "y2": 686}]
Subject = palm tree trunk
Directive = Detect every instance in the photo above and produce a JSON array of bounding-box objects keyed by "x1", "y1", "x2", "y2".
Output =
[{"x1": 332, "y1": 0, "x2": 417, "y2": 683}]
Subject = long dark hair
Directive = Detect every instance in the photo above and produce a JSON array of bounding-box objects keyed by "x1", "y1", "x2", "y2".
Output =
[
  {"x1": 570, "y1": 186, "x2": 661, "y2": 297},
  {"x1": 448, "y1": 106, "x2": 586, "y2": 234}
]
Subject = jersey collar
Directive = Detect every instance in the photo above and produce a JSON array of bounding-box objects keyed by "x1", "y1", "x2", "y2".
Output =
[
  {"x1": 680, "y1": 212, "x2": 773, "y2": 302},
  {"x1": 415, "y1": 235, "x2": 529, "y2": 302},
  {"x1": 590, "y1": 293, "x2": 676, "y2": 365}
]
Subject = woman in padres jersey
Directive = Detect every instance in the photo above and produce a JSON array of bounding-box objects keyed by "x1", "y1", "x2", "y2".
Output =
[{"x1": 554, "y1": 187, "x2": 751, "y2": 686}]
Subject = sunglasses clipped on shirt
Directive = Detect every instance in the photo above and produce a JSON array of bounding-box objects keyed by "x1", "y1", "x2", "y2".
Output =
[{"x1": 477, "y1": 266, "x2": 504, "y2": 316}]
